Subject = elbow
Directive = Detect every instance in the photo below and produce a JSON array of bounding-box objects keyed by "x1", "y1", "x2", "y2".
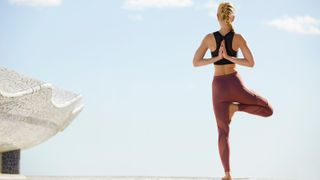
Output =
[
  {"x1": 193, "y1": 61, "x2": 197, "y2": 67},
  {"x1": 193, "y1": 59, "x2": 199, "y2": 67},
  {"x1": 247, "y1": 59, "x2": 255, "y2": 68},
  {"x1": 248, "y1": 62, "x2": 255, "y2": 68}
]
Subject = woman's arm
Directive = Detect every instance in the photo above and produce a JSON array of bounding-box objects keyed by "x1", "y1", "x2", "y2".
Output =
[
  {"x1": 221, "y1": 34, "x2": 255, "y2": 68},
  {"x1": 193, "y1": 34, "x2": 223, "y2": 67}
]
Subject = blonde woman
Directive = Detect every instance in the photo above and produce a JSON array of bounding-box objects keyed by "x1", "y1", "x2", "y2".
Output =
[{"x1": 192, "y1": 2, "x2": 274, "y2": 180}]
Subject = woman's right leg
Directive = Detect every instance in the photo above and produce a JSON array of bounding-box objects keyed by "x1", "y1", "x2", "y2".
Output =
[{"x1": 233, "y1": 84, "x2": 273, "y2": 117}]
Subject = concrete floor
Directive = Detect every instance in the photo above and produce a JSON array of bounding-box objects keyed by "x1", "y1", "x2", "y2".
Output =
[{"x1": 0, "y1": 175, "x2": 295, "y2": 180}]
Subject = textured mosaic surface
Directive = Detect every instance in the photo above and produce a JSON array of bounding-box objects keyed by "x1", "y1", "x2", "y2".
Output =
[
  {"x1": 1, "y1": 149, "x2": 20, "y2": 174},
  {"x1": 0, "y1": 67, "x2": 84, "y2": 152}
]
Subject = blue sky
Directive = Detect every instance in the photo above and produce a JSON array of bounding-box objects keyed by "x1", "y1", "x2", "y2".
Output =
[{"x1": 1, "y1": 0, "x2": 320, "y2": 179}]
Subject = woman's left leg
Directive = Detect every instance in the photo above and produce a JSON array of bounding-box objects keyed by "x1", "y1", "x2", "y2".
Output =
[{"x1": 212, "y1": 100, "x2": 233, "y2": 173}]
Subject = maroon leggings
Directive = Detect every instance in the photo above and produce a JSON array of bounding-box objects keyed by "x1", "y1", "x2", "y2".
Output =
[{"x1": 212, "y1": 71, "x2": 273, "y2": 172}]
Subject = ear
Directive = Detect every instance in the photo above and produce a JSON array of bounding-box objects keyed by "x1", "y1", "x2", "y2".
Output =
[
  {"x1": 230, "y1": 15, "x2": 235, "y2": 22},
  {"x1": 217, "y1": 14, "x2": 219, "y2": 20}
]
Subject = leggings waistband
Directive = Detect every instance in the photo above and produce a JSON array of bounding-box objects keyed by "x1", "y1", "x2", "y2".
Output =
[{"x1": 213, "y1": 71, "x2": 238, "y2": 80}]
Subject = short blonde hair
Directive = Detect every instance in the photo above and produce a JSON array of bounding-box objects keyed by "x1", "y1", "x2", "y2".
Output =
[{"x1": 217, "y1": 2, "x2": 235, "y2": 32}]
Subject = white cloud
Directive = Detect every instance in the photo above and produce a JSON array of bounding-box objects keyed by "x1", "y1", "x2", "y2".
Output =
[
  {"x1": 266, "y1": 15, "x2": 320, "y2": 35},
  {"x1": 8, "y1": 0, "x2": 62, "y2": 7},
  {"x1": 122, "y1": 0, "x2": 193, "y2": 11}
]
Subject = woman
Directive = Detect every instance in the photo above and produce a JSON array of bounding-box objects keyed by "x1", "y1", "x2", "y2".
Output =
[{"x1": 192, "y1": 2, "x2": 274, "y2": 180}]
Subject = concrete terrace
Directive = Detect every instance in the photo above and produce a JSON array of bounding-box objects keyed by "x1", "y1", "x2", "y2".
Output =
[{"x1": 0, "y1": 175, "x2": 295, "y2": 180}]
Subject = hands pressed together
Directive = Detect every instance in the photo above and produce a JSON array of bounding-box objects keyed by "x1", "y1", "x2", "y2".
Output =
[{"x1": 218, "y1": 40, "x2": 231, "y2": 60}]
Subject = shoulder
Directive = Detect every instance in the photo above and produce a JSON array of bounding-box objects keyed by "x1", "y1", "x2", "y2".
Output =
[
  {"x1": 203, "y1": 32, "x2": 215, "y2": 42},
  {"x1": 199, "y1": 32, "x2": 215, "y2": 46},
  {"x1": 234, "y1": 32, "x2": 247, "y2": 43}
]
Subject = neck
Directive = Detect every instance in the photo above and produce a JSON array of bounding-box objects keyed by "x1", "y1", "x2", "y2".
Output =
[{"x1": 219, "y1": 26, "x2": 231, "y2": 34}]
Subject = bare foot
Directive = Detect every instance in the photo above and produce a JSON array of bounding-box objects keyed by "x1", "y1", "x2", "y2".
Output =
[
  {"x1": 228, "y1": 103, "x2": 238, "y2": 123},
  {"x1": 222, "y1": 173, "x2": 232, "y2": 180}
]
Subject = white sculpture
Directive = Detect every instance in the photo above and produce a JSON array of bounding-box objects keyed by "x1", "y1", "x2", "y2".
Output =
[{"x1": 0, "y1": 67, "x2": 84, "y2": 153}]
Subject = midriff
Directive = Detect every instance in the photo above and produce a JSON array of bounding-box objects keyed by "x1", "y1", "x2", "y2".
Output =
[{"x1": 214, "y1": 64, "x2": 237, "y2": 76}]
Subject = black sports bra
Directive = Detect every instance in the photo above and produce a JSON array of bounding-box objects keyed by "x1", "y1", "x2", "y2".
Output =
[{"x1": 211, "y1": 31, "x2": 238, "y2": 65}]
